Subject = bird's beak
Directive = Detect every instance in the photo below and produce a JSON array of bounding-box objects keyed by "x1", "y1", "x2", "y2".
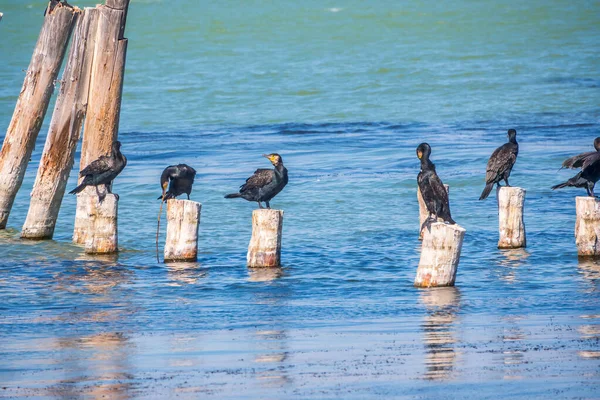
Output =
[
  {"x1": 417, "y1": 150, "x2": 423, "y2": 159},
  {"x1": 262, "y1": 154, "x2": 269, "y2": 159},
  {"x1": 161, "y1": 181, "x2": 168, "y2": 201}
]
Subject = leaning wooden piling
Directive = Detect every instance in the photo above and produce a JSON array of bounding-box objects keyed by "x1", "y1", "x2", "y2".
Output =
[
  {"x1": 0, "y1": 2, "x2": 77, "y2": 229},
  {"x1": 415, "y1": 223, "x2": 465, "y2": 288},
  {"x1": 73, "y1": 0, "x2": 129, "y2": 244},
  {"x1": 247, "y1": 209, "x2": 284, "y2": 268},
  {"x1": 497, "y1": 186, "x2": 526, "y2": 249},
  {"x1": 418, "y1": 184, "x2": 449, "y2": 240},
  {"x1": 164, "y1": 200, "x2": 201, "y2": 262},
  {"x1": 21, "y1": 8, "x2": 99, "y2": 239},
  {"x1": 575, "y1": 196, "x2": 600, "y2": 257},
  {"x1": 73, "y1": 194, "x2": 118, "y2": 254}
]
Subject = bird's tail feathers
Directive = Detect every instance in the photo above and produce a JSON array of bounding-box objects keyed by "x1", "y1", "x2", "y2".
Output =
[
  {"x1": 225, "y1": 193, "x2": 242, "y2": 199},
  {"x1": 479, "y1": 182, "x2": 494, "y2": 200},
  {"x1": 69, "y1": 183, "x2": 86, "y2": 195},
  {"x1": 551, "y1": 181, "x2": 570, "y2": 190}
]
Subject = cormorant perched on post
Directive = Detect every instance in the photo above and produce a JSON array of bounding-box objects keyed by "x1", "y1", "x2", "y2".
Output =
[
  {"x1": 559, "y1": 137, "x2": 600, "y2": 170},
  {"x1": 158, "y1": 164, "x2": 197, "y2": 201},
  {"x1": 225, "y1": 153, "x2": 288, "y2": 209},
  {"x1": 417, "y1": 143, "x2": 455, "y2": 230},
  {"x1": 69, "y1": 141, "x2": 127, "y2": 202},
  {"x1": 479, "y1": 129, "x2": 519, "y2": 200},
  {"x1": 552, "y1": 145, "x2": 600, "y2": 197}
]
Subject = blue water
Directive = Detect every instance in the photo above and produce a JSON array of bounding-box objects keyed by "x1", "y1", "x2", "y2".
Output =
[{"x1": 1, "y1": 0, "x2": 599, "y2": 398}]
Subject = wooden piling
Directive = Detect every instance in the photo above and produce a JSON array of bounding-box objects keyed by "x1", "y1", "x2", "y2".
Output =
[
  {"x1": 73, "y1": 0, "x2": 129, "y2": 244},
  {"x1": 0, "y1": 12, "x2": 3, "y2": 23},
  {"x1": 415, "y1": 222, "x2": 465, "y2": 288},
  {"x1": 73, "y1": 194, "x2": 118, "y2": 254},
  {"x1": 418, "y1": 184, "x2": 449, "y2": 240},
  {"x1": 164, "y1": 200, "x2": 201, "y2": 262},
  {"x1": 497, "y1": 186, "x2": 526, "y2": 249},
  {"x1": 247, "y1": 209, "x2": 284, "y2": 268},
  {"x1": 575, "y1": 196, "x2": 600, "y2": 257},
  {"x1": 0, "y1": 2, "x2": 77, "y2": 229},
  {"x1": 21, "y1": 8, "x2": 99, "y2": 239}
]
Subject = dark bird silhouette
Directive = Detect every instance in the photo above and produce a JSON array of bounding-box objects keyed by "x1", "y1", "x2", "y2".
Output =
[
  {"x1": 158, "y1": 164, "x2": 197, "y2": 201},
  {"x1": 552, "y1": 149, "x2": 600, "y2": 197},
  {"x1": 417, "y1": 143, "x2": 455, "y2": 232},
  {"x1": 479, "y1": 129, "x2": 519, "y2": 200},
  {"x1": 560, "y1": 137, "x2": 600, "y2": 170},
  {"x1": 225, "y1": 153, "x2": 288, "y2": 209},
  {"x1": 69, "y1": 141, "x2": 127, "y2": 202}
]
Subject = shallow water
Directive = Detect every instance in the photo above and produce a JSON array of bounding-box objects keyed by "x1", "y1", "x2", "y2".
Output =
[{"x1": 1, "y1": 0, "x2": 600, "y2": 398}]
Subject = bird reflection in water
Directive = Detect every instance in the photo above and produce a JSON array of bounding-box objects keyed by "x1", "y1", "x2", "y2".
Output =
[
  {"x1": 419, "y1": 287, "x2": 461, "y2": 380},
  {"x1": 166, "y1": 261, "x2": 207, "y2": 286},
  {"x1": 497, "y1": 248, "x2": 530, "y2": 284}
]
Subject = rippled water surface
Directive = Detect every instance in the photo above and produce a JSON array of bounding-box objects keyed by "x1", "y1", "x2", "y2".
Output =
[{"x1": 1, "y1": 0, "x2": 599, "y2": 398}]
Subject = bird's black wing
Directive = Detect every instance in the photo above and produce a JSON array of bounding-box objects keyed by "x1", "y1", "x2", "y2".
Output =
[
  {"x1": 80, "y1": 155, "x2": 112, "y2": 177},
  {"x1": 485, "y1": 144, "x2": 517, "y2": 184},
  {"x1": 581, "y1": 152, "x2": 600, "y2": 171},
  {"x1": 240, "y1": 169, "x2": 273, "y2": 192},
  {"x1": 169, "y1": 164, "x2": 197, "y2": 179},
  {"x1": 562, "y1": 151, "x2": 597, "y2": 169}
]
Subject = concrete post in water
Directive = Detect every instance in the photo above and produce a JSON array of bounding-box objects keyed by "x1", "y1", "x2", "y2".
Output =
[
  {"x1": 74, "y1": 0, "x2": 129, "y2": 244},
  {"x1": 73, "y1": 194, "x2": 118, "y2": 254},
  {"x1": 415, "y1": 222, "x2": 465, "y2": 288},
  {"x1": 164, "y1": 200, "x2": 201, "y2": 262},
  {"x1": 247, "y1": 209, "x2": 283, "y2": 268},
  {"x1": 497, "y1": 186, "x2": 526, "y2": 249},
  {"x1": 575, "y1": 196, "x2": 600, "y2": 257},
  {"x1": 21, "y1": 8, "x2": 99, "y2": 239},
  {"x1": 0, "y1": 2, "x2": 77, "y2": 229},
  {"x1": 418, "y1": 184, "x2": 449, "y2": 240}
]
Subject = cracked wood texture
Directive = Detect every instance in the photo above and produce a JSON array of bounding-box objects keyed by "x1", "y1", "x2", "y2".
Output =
[
  {"x1": 575, "y1": 197, "x2": 600, "y2": 257},
  {"x1": 497, "y1": 186, "x2": 526, "y2": 249},
  {"x1": 247, "y1": 209, "x2": 284, "y2": 268},
  {"x1": 415, "y1": 222, "x2": 465, "y2": 288},
  {"x1": 418, "y1": 184, "x2": 449, "y2": 240},
  {"x1": 0, "y1": 2, "x2": 76, "y2": 229},
  {"x1": 22, "y1": 8, "x2": 99, "y2": 239},
  {"x1": 74, "y1": 0, "x2": 129, "y2": 244},
  {"x1": 73, "y1": 193, "x2": 118, "y2": 254},
  {"x1": 164, "y1": 200, "x2": 201, "y2": 262}
]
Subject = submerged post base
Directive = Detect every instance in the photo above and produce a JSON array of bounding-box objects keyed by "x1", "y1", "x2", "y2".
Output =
[
  {"x1": 164, "y1": 199, "x2": 201, "y2": 262},
  {"x1": 73, "y1": 193, "x2": 118, "y2": 254},
  {"x1": 247, "y1": 209, "x2": 283, "y2": 268},
  {"x1": 415, "y1": 222, "x2": 465, "y2": 288}
]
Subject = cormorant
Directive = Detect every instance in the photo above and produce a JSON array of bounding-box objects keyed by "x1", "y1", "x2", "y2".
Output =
[
  {"x1": 69, "y1": 141, "x2": 127, "y2": 201},
  {"x1": 225, "y1": 153, "x2": 288, "y2": 209},
  {"x1": 479, "y1": 129, "x2": 519, "y2": 200},
  {"x1": 559, "y1": 137, "x2": 600, "y2": 170},
  {"x1": 552, "y1": 141, "x2": 600, "y2": 197},
  {"x1": 158, "y1": 164, "x2": 197, "y2": 201},
  {"x1": 416, "y1": 143, "x2": 455, "y2": 230}
]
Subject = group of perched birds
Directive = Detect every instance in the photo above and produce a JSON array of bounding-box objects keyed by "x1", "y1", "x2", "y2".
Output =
[
  {"x1": 67, "y1": 131, "x2": 600, "y2": 225},
  {"x1": 417, "y1": 129, "x2": 600, "y2": 229}
]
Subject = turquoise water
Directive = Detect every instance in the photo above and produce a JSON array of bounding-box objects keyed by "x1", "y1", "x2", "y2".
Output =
[{"x1": 1, "y1": 0, "x2": 600, "y2": 398}]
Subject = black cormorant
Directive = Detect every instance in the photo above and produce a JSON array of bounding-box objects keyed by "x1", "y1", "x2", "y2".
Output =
[
  {"x1": 552, "y1": 141, "x2": 600, "y2": 197},
  {"x1": 417, "y1": 143, "x2": 455, "y2": 230},
  {"x1": 559, "y1": 137, "x2": 600, "y2": 170},
  {"x1": 479, "y1": 129, "x2": 519, "y2": 200},
  {"x1": 225, "y1": 153, "x2": 288, "y2": 209},
  {"x1": 158, "y1": 164, "x2": 197, "y2": 201},
  {"x1": 69, "y1": 141, "x2": 127, "y2": 201}
]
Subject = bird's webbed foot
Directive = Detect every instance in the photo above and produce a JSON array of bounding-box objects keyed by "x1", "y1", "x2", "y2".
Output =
[
  {"x1": 265, "y1": 201, "x2": 271, "y2": 209},
  {"x1": 504, "y1": 179, "x2": 511, "y2": 187},
  {"x1": 420, "y1": 214, "x2": 436, "y2": 234},
  {"x1": 258, "y1": 202, "x2": 264, "y2": 209}
]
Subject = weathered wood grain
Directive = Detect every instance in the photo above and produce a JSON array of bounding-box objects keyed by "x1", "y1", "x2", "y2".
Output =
[
  {"x1": 575, "y1": 196, "x2": 600, "y2": 257},
  {"x1": 415, "y1": 222, "x2": 465, "y2": 288},
  {"x1": 497, "y1": 186, "x2": 527, "y2": 249},
  {"x1": 164, "y1": 199, "x2": 202, "y2": 262},
  {"x1": 247, "y1": 209, "x2": 284, "y2": 268}
]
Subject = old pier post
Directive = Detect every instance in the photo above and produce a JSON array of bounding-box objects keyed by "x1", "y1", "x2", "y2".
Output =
[
  {"x1": 73, "y1": 194, "x2": 119, "y2": 254},
  {"x1": 497, "y1": 186, "x2": 526, "y2": 249},
  {"x1": 21, "y1": 8, "x2": 99, "y2": 239},
  {"x1": 247, "y1": 209, "x2": 284, "y2": 268},
  {"x1": 73, "y1": 0, "x2": 129, "y2": 248},
  {"x1": 575, "y1": 196, "x2": 600, "y2": 257},
  {"x1": 415, "y1": 223, "x2": 465, "y2": 287},
  {"x1": 418, "y1": 184, "x2": 449, "y2": 240},
  {"x1": 0, "y1": 2, "x2": 76, "y2": 229},
  {"x1": 164, "y1": 200, "x2": 202, "y2": 262}
]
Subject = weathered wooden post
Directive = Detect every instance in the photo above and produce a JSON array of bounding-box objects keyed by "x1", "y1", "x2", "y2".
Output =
[
  {"x1": 0, "y1": 12, "x2": 3, "y2": 23},
  {"x1": 497, "y1": 186, "x2": 526, "y2": 249},
  {"x1": 575, "y1": 196, "x2": 600, "y2": 257},
  {"x1": 247, "y1": 209, "x2": 284, "y2": 268},
  {"x1": 418, "y1": 185, "x2": 449, "y2": 240},
  {"x1": 0, "y1": 2, "x2": 77, "y2": 229},
  {"x1": 164, "y1": 200, "x2": 201, "y2": 262},
  {"x1": 415, "y1": 223, "x2": 466, "y2": 287},
  {"x1": 73, "y1": 0, "x2": 129, "y2": 246},
  {"x1": 21, "y1": 8, "x2": 99, "y2": 239},
  {"x1": 75, "y1": 194, "x2": 119, "y2": 254}
]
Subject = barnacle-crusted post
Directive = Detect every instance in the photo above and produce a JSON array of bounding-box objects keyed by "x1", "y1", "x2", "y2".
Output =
[
  {"x1": 497, "y1": 186, "x2": 526, "y2": 249},
  {"x1": 418, "y1": 184, "x2": 449, "y2": 240},
  {"x1": 21, "y1": 8, "x2": 99, "y2": 239},
  {"x1": 415, "y1": 223, "x2": 465, "y2": 287},
  {"x1": 247, "y1": 209, "x2": 283, "y2": 268},
  {"x1": 575, "y1": 196, "x2": 600, "y2": 257},
  {"x1": 164, "y1": 199, "x2": 201, "y2": 262},
  {"x1": 0, "y1": 2, "x2": 77, "y2": 229}
]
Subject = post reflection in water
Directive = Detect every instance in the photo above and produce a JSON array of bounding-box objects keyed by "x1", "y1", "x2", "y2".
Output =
[
  {"x1": 166, "y1": 261, "x2": 207, "y2": 285},
  {"x1": 500, "y1": 315, "x2": 526, "y2": 380},
  {"x1": 497, "y1": 248, "x2": 530, "y2": 284},
  {"x1": 248, "y1": 266, "x2": 292, "y2": 389},
  {"x1": 419, "y1": 287, "x2": 461, "y2": 381},
  {"x1": 577, "y1": 258, "x2": 600, "y2": 360}
]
